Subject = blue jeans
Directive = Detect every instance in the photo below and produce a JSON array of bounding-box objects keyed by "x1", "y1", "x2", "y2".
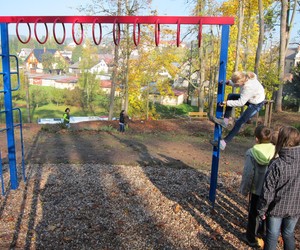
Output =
[
  {"x1": 119, "y1": 123, "x2": 125, "y2": 132},
  {"x1": 264, "y1": 216, "x2": 299, "y2": 250},
  {"x1": 224, "y1": 94, "x2": 264, "y2": 143}
]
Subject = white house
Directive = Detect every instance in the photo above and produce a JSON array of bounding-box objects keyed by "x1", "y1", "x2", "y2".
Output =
[
  {"x1": 69, "y1": 59, "x2": 109, "y2": 76},
  {"x1": 18, "y1": 48, "x2": 32, "y2": 61},
  {"x1": 90, "y1": 59, "x2": 109, "y2": 74},
  {"x1": 24, "y1": 48, "x2": 67, "y2": 73},
  {"x1": 285, "y1": 46, "x2": 300, "y2": 80},
  {"x1": 28, "y1": 73, "x2": 77, "y2": 90}
]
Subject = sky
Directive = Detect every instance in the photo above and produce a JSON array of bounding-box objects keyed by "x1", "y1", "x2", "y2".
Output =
[
  {"x1": 0, "y1": 0, "x2": 191, "y2": 16},
  {"x1": 0, "y1": 0, "x2": 298, "y2": 43},
  {"x1": 0, "y1": 0, "x2": 193, "y2": 38}
]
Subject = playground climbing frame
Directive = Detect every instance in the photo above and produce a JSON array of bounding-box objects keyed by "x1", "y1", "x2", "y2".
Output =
[{"x1": 0, "y1": 15, "x2": 233, "y2": 206}]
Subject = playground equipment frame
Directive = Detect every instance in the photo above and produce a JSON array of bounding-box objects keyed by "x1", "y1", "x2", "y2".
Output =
[{"x1": 0, "y1": 15, "x2": 233, "y2": 206}]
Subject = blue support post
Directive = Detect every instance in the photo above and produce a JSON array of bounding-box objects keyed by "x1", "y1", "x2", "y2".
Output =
[
  {"x1": 0, "y1": 23, "x2": 19, "y2": 190},
  {"x1": 0, "y1": 151, "x2": 5, "y2": 195},
  {"x1": 209, "y1": 25, "x2": 230, "y2": 207}
]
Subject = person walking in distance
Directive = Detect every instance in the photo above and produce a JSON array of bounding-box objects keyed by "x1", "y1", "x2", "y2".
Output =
[
  {"x1": 211, "y1": 71, "x2": 265, "y2": 150},
  {"x1": 257, "y1": 126, "x2": 300, "y2": 250},
  {"x1": 119, "y1": 110, "x2": 126, "y2": 133},
  {"x1": 63, "y1": 108, "x2": 70, "y2": 128}
]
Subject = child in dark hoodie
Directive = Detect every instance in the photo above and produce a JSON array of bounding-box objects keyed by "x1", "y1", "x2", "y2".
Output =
[{"x1": 239, "y1": 125, "x2": 276, "y2": 247}]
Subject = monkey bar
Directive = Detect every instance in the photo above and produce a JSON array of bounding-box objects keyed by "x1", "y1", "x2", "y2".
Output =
[{"x1": 0, "y1": 15, "x2": 233, "y2": 206}]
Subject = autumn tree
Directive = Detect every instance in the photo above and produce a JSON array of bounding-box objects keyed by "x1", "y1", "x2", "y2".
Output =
[
  {"x1": 78, "y1": 0, "x2": 152, "y2": 119},
  {"x1": 42, "y1": 52, "x2": 54, "y2": 73},
  {"x1": 275, "y1": 0, "x2": 298, "y2": 112},
  {"x1": 77, "y1": 40, "x2": 99, "y2": 110},
  {"x1": 127, "y1": 26, "x2": 181, "y2": 119}
]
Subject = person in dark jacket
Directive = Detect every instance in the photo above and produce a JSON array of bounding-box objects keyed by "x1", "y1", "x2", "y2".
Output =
[
  {"x1": 119, "y1": 110, "x2": 126, "y2": 133},
  {"x1": 257, "y1": 126, "x2": 300, "y2": 250},
  {"x1": 239, "y1": 125, "x2": 276, "y2": 247},
  {"x1": 63, "y1": 108, "x2": 70, "y2": 128}
]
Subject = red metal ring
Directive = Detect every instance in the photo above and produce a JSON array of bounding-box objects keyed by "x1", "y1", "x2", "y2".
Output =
[
  {"x1": 92, "y1": 18, "x2": 102, "y2": 45},
  {"x1": 113, "y1": 18, "x2": 121, "y2": 46},
  {"x1": 53, "y1": 18, "x2": 66, "y2": 45},
  {"x1": 177, "y1": 19, "x2": 181, "y2": 47},
  {"x1": 34, "y1": 18, "x2": 48, "y2": 44},
  {"x1": 16, "y1": 19, "x2": 31, "y2": 44},
  {"x1": 72, "y1": 19, "x2": 84, "y2": 45},
  {"x1": 155, "y1": 19, "x2": 160, "y2": 46},
  {"x1": 198, "y1": 20, "x2": 203, "y2": 48},
  {"x1": 133, "y1": 18, "x2": 140, "y2": 46}
]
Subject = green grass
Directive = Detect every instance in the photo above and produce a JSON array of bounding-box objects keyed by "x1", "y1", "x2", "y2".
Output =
[
  {"x1": 155, "y1": 103, "x2": 199, "y2": 118},
  {"x1": 12, "y1": 102, "x2": 109, "y2": 123}
]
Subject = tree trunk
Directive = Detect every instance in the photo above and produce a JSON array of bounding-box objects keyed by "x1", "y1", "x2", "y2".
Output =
[
  {"x1": 231, "y1": 0, "x2": 244, "y2": 117},
  {"x1": 275, "y1": 0, "x2": 288, "y2": 112},
  {"x1": 108, "y1": 0, "x2": 121, "y2": 120},
  {"x1": 234, "y1": 0, "x2": 244, "y2": 73},
  {"x1": 196, "y1": 0, "x2": 205, "y2": 112},
  {"x1": 24, "y1": 74, "x2": 31, "y2": 123},
  {"x1": 254, "y1": 0, "x2": 264, "y2": 75},
  {"x1": 275, "y1": 0, "x2": 297, "y2": 112},
  {"x1": 124, "y1": 23, "x2": 130, "y2": 113}
]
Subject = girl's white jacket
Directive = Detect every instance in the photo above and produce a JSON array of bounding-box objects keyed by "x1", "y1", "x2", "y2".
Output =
[{"x1": 227, "y1": 77, "x2": 265, "y2": 107}]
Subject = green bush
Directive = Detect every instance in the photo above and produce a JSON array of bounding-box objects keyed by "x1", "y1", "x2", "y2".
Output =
[
  {"x1": 100, "y1": 125, "x2": 115, "y2": 132},
  {"x1": 155, "y1": 103, "x2": 198, "y2": 118}
]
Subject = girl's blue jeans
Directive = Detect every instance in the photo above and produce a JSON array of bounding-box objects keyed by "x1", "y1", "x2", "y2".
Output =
[
  {"x1": 223, "y1": 94, "x2": 265, "y2": 143},
  {"x1": 264, "y1": 216, "x2": 299, "y2": 250}
]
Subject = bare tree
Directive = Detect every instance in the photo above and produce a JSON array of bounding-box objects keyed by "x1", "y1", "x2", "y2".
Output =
[
  {"x1": 234, "y1": 0, "x2": 245, "y2": 73},
  {"x1": 275, "y1": 0, "x2": 298, "y2": 112},
  {"x1": 108, "y1": 0, "x2": 121, "y2": 120},
  {"x1": 254, "y1": 0, "x2": 265, "y2": 75}
]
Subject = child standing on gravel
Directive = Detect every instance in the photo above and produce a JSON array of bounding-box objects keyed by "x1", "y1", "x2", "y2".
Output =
[
  {"x1": 211, "y1": 71, "x2": 265, "y2": 150},
  {"x1": 258, "y1": 126, "x2": 300, "y2": 250},
  {"x1": 239, "y1": 125, "x2": 276, "y2": 248}
]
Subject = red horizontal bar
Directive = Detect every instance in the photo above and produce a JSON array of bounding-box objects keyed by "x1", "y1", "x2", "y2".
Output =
[{"x1": 0, "y1": 16, "x2": 234, "y2": 25}]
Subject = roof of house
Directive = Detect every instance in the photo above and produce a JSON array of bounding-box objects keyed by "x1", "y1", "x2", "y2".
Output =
[
  {"x1": 25, "y1": 49, "x2": 58, "y2": 62},
  {"x1": 286, "y1": 47, "x2": 298, "y2": 60},
  {"x1": 100, "y1": 80, "x2": 112, "y2": 88},
  {"x1": 70, "y1": 59, "x2": 108, "y2": 70},
  {"x1": 27, "y1": 73, "x2": 78, "y2": 83},
  {"x1": 19, "y1": 48, "x2": 33, "y2": 56}
]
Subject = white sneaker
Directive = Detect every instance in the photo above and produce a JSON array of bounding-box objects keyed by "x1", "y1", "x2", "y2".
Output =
[
  {"x1": 210, "y1": 139, "x2": 226, "y2": 150},
  {"x1": 219, "y1": 139, "x2": 226, "y2": 150}
]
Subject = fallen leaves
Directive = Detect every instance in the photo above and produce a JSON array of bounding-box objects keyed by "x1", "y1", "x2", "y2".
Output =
[{"x1": 0, "y1": 164, "x2": 299, "y2": 249}]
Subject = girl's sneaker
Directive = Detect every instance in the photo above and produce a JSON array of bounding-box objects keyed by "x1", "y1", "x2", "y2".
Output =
[
  {"x1": 212, "y1": 117, "x2": 227, "y2": 129},
  {"x1": 210, "y1": 139, "x2": 226, "y2": 150}
]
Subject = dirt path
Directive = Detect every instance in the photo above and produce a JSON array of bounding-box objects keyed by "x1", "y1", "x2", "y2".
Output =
[{"x1": 0, "y1": 114, "x2": 299, "y2": 249}]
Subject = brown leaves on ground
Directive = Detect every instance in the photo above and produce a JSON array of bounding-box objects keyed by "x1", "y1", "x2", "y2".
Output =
[{"x1": 0, "y1": 164, "x2": 299, "y2": 249}]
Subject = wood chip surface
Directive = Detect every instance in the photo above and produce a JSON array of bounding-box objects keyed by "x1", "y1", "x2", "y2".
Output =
[{"x1": 0, "y1": 164, "x2": 299, "y2": 249}]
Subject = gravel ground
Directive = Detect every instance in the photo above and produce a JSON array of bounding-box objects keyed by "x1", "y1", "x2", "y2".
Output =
[{"x1": 1, "y1": 163, "x2": 299, "y2": 249}]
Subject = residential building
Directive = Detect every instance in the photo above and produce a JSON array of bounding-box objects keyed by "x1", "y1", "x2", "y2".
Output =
[
  {"x1": 24, "y1": 48, "x2": 67, "y2": 73},
  {"x1": 285, "y1": 46, "x2": 300, "y2": 80},
  {"x1": 27, "y1": 73, "x2": 77, "y2": 90},
  {"x1": 18, "y1": 48, "x2": 32, "y2": 61}
]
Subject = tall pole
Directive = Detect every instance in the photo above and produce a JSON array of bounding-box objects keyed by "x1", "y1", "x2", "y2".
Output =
[
  {"x1": 1, "y1": 23, "x2": 18, "y2": 189},
  {"x1": 209, "y1": 25, "x2": 230, "y2": 207}
]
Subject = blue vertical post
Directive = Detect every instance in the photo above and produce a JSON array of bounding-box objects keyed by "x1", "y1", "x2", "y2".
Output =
[
  {"x1": 1, "y1": 23, "x2": 19, "y2": 189},
  {"x1": 209, "y1": 25, "x2": 230, "y2": 207}
]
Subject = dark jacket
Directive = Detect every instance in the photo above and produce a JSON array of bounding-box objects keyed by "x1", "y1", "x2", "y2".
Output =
[
  {"x1": 257, "y1": 145, "x2": 300, "y2": 218},
  {"x1": 119, "y1": 112, "x2": 125, "y2": 124}
]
